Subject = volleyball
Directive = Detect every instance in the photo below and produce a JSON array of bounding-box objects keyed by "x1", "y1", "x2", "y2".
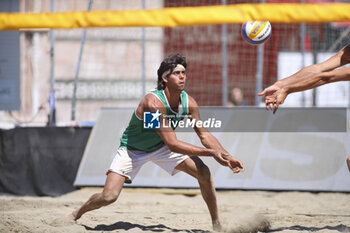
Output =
[{"x1": 241, "y1": 21, "x2": 272, "y2": 45}]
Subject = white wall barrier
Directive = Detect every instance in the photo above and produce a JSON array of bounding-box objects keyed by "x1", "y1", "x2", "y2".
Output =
[{"x1": 74, "y1": 107, "x2": 350, "y2": 192}]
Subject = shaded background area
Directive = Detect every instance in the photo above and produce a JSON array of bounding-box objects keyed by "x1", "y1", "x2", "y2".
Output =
[{"x1": 0, "y1": 127, "x2": 91, "y2": 196}]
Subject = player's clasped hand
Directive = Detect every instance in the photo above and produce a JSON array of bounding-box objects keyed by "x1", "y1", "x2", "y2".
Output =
[
  {"x1": 213, "y1": 151, "x2": 245, "y2": 173},
  {"x1": 228, "y1": 157, "x2": 245, "y2": 173}
]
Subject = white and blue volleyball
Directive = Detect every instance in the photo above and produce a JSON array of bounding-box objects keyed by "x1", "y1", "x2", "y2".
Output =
[{"x1": 241, "y1": 21, "x2": 272, "y2": 45}]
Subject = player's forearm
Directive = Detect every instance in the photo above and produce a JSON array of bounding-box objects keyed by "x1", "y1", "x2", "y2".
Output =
[
  {"x1": 275, "y1": 64, "x2": 324, "y2": 94},
  {"x1": 281, "y1": 67, "x2": 350, "y2": 94},
  {"x1": 200, "y1": 134, "x2": 228, "y2": 154},
  {"x1": 282, "y1": 73, "x2": 324, "y2": 94},
  {"x1": 166, "y1": 140, "x2": 215, "y2": 157}
]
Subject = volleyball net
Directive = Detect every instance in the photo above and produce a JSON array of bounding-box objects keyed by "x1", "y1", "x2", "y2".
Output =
[{"x1": 1, "y1": 0, "x2": 350, "y2": 124}]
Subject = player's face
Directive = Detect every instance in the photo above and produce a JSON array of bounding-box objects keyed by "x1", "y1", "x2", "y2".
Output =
[{"x1": 167, "y1": 67, "x2": 186, "y2": 91}]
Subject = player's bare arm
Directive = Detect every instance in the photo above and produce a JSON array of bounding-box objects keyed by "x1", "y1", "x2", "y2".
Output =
[
  {"x1": 282, "y1": 44, "x2": 350, "y2": 92},
  {"x1": 188, "y1": 95, "x2": 244, "y2": 173},
  {"x1": 137, "y1": 94, "x2": 216, "y2": 157},
  {"x1": 277, "y1": 44, "x2": 350, "y2": 89},
  {"x1": 258, "y1": 44, "x2": 350, "y2": 113}
]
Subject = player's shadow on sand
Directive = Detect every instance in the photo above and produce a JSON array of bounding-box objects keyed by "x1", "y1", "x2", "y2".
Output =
[
  {"x1": 82, "y1": 221, "x2": 210, "y2": 232},
  {"x1": 270, "y1": 224, "x2": 350, "y2": 232}
]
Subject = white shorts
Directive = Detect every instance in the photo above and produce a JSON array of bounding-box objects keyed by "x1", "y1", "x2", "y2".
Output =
[{"x1": 108, "y1": 145, "x2": 189, "y2": 182}]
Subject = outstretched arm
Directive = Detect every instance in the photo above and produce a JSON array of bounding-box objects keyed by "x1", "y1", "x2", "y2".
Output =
[
  {"x1": 258, "y1": 44, "x2": 350, "y2": 113},
  {"x1": 188, "y1": 96, "x2": 244, "y2": 173}
]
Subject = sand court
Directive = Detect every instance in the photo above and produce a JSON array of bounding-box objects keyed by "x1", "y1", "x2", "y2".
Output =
[{"x1": 1, "y1": 188, "x2": 349, "y2": 233}]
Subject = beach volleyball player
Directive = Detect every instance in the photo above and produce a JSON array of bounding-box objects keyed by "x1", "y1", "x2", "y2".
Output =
[
  {"x1": 68, "y1": 54, "x2": 244, "y2": 231},
  {"x1": 258, "y1": 44, "x2": 350, "y2": 171}
]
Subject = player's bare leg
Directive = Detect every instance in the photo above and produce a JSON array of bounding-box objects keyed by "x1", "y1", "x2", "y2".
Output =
[
  {"x1": 67, "y1": 172, "x2": 126, "y2": 221},
  {"x1": 347, "y1": 156, "x2": 350, "y2": 172},
  {"x1": 176, "y1": 157, "x2": 222, "y2": 231}
]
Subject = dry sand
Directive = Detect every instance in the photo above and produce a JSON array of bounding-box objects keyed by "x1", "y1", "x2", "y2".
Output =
[{"x1": 1, "y1": 188, "x2": 349, "y2": 233}]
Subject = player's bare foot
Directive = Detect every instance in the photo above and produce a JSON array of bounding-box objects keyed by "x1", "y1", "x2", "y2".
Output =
[
  {"x1": 212, "y1": 220, "x2": 223, "y2": 232},
  {"x1": 66, "y1": 210, "x2": 79, "y2": 221}
]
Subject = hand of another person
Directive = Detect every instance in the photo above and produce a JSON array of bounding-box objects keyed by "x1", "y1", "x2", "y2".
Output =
[{"x1": 258, "y1": 84, "x2": 288, "y2": 114}]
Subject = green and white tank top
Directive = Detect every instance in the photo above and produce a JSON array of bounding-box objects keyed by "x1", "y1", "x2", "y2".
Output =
[{"x1": 119, "y1": 89, "x2": 189, "y2": 152}]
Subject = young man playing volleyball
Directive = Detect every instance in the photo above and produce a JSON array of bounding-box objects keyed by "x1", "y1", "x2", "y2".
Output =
[
  {"x1": 68, "y1": 54, "x2": 245, "y2": 231},
  {"x1": 258, "y1": 44, "x2": 350, "y2": 171}
]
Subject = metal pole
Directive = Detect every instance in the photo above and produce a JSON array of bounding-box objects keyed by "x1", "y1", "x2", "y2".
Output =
[
  {"x1": 141, "y1": 0, "x2": 146, "y2": 97},
  {"x1": 300, "y1": 0, "x2": 306, "y2": 107},
  {"x1": 221, "y1": 0, "x2": 228, "y2": 106},
  {"x1": 255, "y1": 45, "x2": 264, "y2": 106},
  {"x1": 254, "y1": 0, "x2": 265, "y2": 106},
  {"x1": 71, "y1": 0, "x2": 93, "y2": 122},
  {"x1": 349, "y1": 80, "x2": 350, "y2": 108},
  {"x1": 48, "y1": 0, "x2": 56, "y2": 126}
]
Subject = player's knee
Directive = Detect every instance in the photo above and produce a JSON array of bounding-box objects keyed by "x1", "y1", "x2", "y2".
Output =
[
  {"x1": 101, "y1": 191, "x2": 118, "y2": 204},
  {"x1": 196, "y1": 162, "x2": 211, "y2": 182}
]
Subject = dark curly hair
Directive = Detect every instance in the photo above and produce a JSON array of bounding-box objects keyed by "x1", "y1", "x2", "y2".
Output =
[{"x1": 157, "y1": 54, "x2": 187, "y2": 90}]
